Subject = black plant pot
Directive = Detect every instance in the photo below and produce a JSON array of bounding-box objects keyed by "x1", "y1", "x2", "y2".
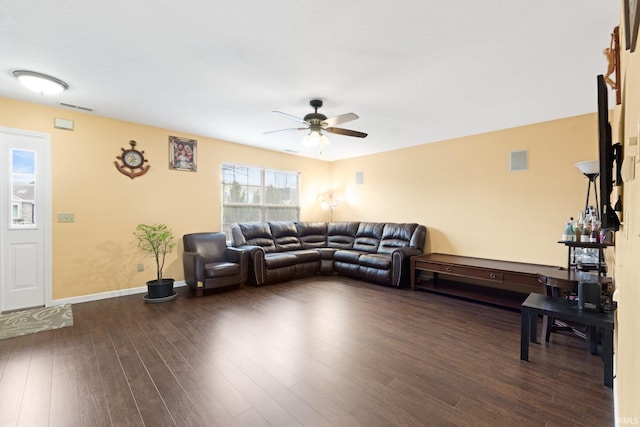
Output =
[{"x1": 146, "y1": 278, "x2": 175, "y2": 299}]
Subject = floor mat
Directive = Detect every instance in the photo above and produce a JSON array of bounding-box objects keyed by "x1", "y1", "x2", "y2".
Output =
[{"x1": 0, "y1": 304, "x2": 73, "y2": 340}]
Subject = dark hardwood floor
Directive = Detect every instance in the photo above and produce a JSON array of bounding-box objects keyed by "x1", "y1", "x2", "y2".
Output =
[{"x1": 0, "y1": 276, "x2": 613, "y2": 426}]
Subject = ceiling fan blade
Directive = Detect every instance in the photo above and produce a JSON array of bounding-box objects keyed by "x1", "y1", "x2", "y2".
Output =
[
  {"x1": 322, "y1": 112, "x2": 359, "y2": 127},
  {"x1": 272, "y1": 111, "x2": 309, "y2": 125},
  {"x1": 325, "y1": 127, "x2": 368, "y2": 138},
  {"x1": 263, "y1": 127, "x2": 308, "y2": 135}
]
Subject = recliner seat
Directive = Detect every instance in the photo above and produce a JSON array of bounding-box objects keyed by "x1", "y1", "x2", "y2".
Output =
[{"x1": 183, "y1": 232, "x2": 249, "y2": 296}]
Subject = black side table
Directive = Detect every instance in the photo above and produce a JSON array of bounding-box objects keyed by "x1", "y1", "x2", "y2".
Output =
[{"x1": 520, "y1": 292, "x2": 615, "y2": 388}]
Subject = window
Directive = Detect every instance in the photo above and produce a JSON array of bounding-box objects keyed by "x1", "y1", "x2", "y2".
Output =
[
  {"x1": 10, "y1": 149, "x2": 36, "y2": 228},
  {"x1": 221, "y1": 163, "x2": 300, "y2": 238}
]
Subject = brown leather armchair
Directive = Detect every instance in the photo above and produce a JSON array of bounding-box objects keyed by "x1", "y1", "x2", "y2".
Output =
[{"x1": 182, "y1": 232, "x2": 248, "y2": 297}]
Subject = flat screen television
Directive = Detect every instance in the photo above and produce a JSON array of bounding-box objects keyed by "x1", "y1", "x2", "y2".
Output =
[{"x1": 597, "y1": 74, "x2": 620, "y2": 231}]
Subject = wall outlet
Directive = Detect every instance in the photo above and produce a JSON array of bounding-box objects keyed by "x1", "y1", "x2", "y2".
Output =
[
  {"x1": 57, "y1": 213, "x2": 75, "y2": 223},
  {"x1": 137, "y1": 263, "x2": 144, "y2": 272}
]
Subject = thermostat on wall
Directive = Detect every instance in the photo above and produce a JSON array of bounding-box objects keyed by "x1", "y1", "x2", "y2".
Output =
[{"x1": 54, "y1": 118, "x2": 74, "y2": 131}]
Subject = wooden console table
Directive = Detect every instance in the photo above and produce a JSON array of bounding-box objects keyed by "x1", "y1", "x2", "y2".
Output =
[{"x1": 410, "y1": 253, "x2": 609, "y2": 309}]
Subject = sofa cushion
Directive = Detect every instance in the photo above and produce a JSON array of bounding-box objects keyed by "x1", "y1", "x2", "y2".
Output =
[
  {"x1": 317, "y1": 247, "x2": 337, "y2": 259},
  {"x1": 327, "y1": 222, "x2": 359, "y2": 249},
  {"x1": 270, "y1": 221, "x2": 303, "y2": 251},
  {"x1": 184, "y1": 232, "x2": 228, "y2": 262},
  {"x1": 334, "y1": 250, "x2": 364, "y2": 263},
  {"x1": 239, "y1": 223, "x2": 277, "y2": 253},
  {"x1": 378, "y1": 223, "x2": 418, "y2": 254},
  {"x1": 296, "y1": 222, "x2": 328, "y2": 248},
  {"x1": 289, "y1": 249, "x2": 321, "y2": 263},
  {"x1": 359, "y1": 253, "x2": 392, "y2": 269},
  {"x1": 264, "y1": 252, "x2": 298, "y2": 268},
  {"x1": 353, "y1": 222, "x2": 384, "y2": 253},
  {"x1": 204, "y1": 261, "x2": 242, "y2": 278}
]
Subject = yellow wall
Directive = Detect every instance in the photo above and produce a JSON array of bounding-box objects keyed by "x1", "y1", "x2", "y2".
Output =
[
  {"x1": 331, "y1": 114, "x2": 599, "y2": 266},
  {"x1": 613, "y1": 5, "x2": 640, "y2": 420},
  {"x1": 0, "y1": 98, "x2": 330, "y2": 299}
]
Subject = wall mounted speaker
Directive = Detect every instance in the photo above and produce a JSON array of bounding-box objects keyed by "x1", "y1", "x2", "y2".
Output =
[{"x1": 510, "y1": 150, "x2": 528, "y2": 171}]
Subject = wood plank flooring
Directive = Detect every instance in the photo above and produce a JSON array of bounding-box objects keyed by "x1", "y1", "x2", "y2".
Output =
[{"x1": 0, "y1": 276, "x2": 613, "y2": 426}]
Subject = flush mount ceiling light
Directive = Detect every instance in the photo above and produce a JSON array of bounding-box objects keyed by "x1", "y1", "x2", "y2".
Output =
[{"x1": 12, "y1": 70, "x2": 69, "y2": 95}]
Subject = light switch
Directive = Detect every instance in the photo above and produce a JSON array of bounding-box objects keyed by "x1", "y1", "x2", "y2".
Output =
[
  {"x1": 57, "y1": 213, "x2": 75, "y2": 223},
  {"x1": 622, "y1": 156, "x2": 636, "y2": 182}
]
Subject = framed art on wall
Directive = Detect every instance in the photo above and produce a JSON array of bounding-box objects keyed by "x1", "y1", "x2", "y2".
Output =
[
  {"x1": 625, "y1": 0, "x2": 640, "y2": 51},
  {"x1": 169, "y1": 136, "x2": 197, "y2": 171}
]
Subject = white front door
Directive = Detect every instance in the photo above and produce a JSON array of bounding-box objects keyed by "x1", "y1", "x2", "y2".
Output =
[{"x1": 0, "y1": 127, "x2": 52, "y2": 312}]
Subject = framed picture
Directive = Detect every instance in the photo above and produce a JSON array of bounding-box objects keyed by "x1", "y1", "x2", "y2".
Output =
[
  {"x1": 169, "y1": 136, "x2": 197, "y2": 171},
  {"x1": 624, "y1": 0, "x2": 640, "y2": 52}
]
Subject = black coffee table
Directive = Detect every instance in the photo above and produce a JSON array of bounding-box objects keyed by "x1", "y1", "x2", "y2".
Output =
[{"x1": 520, "y1": 292, "x2": 615, "y2": 388}]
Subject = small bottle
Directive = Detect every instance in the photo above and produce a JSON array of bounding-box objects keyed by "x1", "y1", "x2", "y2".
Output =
[
  {"x1": 589, "y1": 219, "x2": 599, "y2": 243},
  {"x1": 562, "y1": 222, "x2": 573, "y2": 241},
  {"x1": 569, "y1": 217, "x2": 575, "y2": 241},
  {"x1": 582, "y1": 220, "x2": 591, "y2": 243},
  {"x1": 574, "y1": 220, "x2": 582, "y2": 243}
]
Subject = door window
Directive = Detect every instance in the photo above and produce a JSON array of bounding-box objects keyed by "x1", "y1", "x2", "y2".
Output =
[{"x1": 10, "y1": 149, "x2": 36, "y2": 228}]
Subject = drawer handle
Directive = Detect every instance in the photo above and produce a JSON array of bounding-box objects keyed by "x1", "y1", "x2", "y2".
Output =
[
  {"x1": 489, "y1": 273, "x2": 497, "y2": 279},
  {"x1": 446, "y1": 267, "x2": 452, "y2": 272}
]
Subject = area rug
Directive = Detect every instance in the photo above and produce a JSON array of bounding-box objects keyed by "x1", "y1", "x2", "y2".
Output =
[{"x1": 0, "y1": 304, "x2": 73, "y2": 340}]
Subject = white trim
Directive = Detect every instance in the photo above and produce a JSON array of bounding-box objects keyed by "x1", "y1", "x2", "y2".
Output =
[{"x1": 52, "y1": 280, "x2": 187, "y2": 306}]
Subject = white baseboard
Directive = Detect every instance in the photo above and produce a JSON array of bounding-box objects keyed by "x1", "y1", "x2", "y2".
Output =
[{"x1": 51, "y1": 280, "x2": 187, "y2": 306}]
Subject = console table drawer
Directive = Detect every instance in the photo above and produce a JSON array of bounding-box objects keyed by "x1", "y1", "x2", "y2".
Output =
[
  {"x1": 413, "y1": 261, "x2": 444, "y2": 272},
  {"x1": 442, "y1": 265, "x2": 504, "y2": 282}
]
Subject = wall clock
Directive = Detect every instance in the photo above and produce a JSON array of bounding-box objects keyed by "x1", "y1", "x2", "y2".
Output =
[{"x1": 115, "y1": 140, "x2": 150, "y2": 179}]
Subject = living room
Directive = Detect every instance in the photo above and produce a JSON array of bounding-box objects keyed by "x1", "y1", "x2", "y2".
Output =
[{"x1": 1, "y1": 1, "x2": 639, "y2": 425}]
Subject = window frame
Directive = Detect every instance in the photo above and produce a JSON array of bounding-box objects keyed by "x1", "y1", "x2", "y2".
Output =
[{"x1": 221, "y1": 163, "x2": 301, "y2": 239}]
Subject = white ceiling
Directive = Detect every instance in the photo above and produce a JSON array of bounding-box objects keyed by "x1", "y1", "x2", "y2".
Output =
[{"x1": 0, "y1": 1, "x2": 619, "y2": 161}]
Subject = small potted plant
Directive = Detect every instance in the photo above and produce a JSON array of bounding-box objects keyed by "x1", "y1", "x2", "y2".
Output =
[{"x1": 133, "y1": 223, "x2": 177, "y2": 301}]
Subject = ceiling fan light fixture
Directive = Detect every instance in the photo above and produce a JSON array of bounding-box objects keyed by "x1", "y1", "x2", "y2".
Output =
[
  {"x1": 302, "y1": 130, "x2": 330, "y2": 148},
  {"x1": 13, "y1": 70, "x2": 69, "y2": 95}
]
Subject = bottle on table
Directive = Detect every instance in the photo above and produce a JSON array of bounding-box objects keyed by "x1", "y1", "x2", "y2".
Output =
[
  {"x1": 589, "y1": 219, "x2": 599, "y2": 243},
  {"x1": 582, "y1": 220, "x2": 592, "y2": 243},
  {"x1": 562, "y1": 222, "x2": 573, "y2": 241},
  {"x1": 575, "y1": 211, "x2": 585, "y2": 242}
]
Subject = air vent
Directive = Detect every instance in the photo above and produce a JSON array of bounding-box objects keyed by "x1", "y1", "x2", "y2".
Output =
[
  {"x1": 60, "y1": 102, "x2": 93, "y2": 112},
  {"x1": 510, "y1": 150, "x2": 528, "y2": 172}
]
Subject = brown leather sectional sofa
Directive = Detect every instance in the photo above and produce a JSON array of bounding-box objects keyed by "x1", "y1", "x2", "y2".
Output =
[{"x1": 230, "y1": 221, "x2": 426, "y2": 287}]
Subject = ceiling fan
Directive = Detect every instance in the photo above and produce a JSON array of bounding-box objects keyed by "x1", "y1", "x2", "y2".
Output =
[{"x1": 265, "y1": 99, "x2": 367, "y2": 147}]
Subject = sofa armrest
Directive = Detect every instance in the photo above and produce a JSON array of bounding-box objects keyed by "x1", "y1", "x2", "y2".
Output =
[
  {"x1": 391, "y1": 247, "x2": 423, "y2": 287},
  {"x1": 235, "y1": 244, "x2": 266, "y2": 285},
  {"x1": 182, "y1": 251, "x2": 205, "y2": 286},
  {"x1": 225, "y1": 247, "x2": 249, "y2": 283},
  {"x1": 224, "y1": 246, "x2": 243, "y2": 263}
]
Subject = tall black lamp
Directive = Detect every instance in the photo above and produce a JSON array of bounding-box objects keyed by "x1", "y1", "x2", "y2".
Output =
[{"x1": 575, "y1": 160, "x2": 600, "y2": 218}]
